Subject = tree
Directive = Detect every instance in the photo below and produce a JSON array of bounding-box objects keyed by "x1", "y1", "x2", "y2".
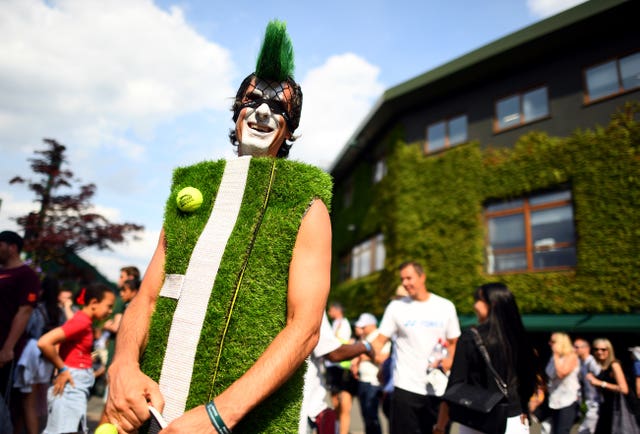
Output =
[{"x1": 10, "y1": 138, "x2": 144, "y2": 272}]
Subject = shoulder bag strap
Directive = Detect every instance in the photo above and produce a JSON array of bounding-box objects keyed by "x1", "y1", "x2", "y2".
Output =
[{"x1": 470, "y1": 327, "x2": 509, "y2": 397}]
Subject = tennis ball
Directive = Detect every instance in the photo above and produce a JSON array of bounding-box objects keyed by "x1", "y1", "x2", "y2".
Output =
[
  {"x1": 176, "y1": 186, "x2": 203, "y2": 212},
  {"x1": 94, "y1": 423, "x2": 118, "y2": 434}
]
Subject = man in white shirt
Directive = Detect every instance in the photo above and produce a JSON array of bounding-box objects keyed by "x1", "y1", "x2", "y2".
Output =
[
  {"x1": 301, "y1": 313, "x2": 372, "y2": 434},
  {"x1": 372, "y1": 261, "x2": 460, "y2": 434}
]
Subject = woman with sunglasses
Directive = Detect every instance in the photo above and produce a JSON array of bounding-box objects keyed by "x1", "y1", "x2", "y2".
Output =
[{"x1": 586, "y1": 338, "x2": 636, "y2": 433}]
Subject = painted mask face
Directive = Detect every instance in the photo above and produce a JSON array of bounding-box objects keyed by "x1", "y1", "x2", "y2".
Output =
[{"x1": 235, "y1": 77, "x2": 293, "y2": 157}]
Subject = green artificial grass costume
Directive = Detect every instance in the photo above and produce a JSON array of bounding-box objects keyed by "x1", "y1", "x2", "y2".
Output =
[{"x1": 141, "y1": 157, "x2": 332, "y2": 433}]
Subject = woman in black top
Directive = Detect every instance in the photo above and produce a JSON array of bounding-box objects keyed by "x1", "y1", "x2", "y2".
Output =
[
  {"x1": 587, "y1": 338, "x2": 639, "y2": 434},
  {"x1": 434, "y1": 282, "x2": 538, "y2": 434}
]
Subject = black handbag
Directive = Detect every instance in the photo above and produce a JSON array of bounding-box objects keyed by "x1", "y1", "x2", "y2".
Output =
[{"x1": 443, "y1": 328, "x2": 509, "y2": 434}]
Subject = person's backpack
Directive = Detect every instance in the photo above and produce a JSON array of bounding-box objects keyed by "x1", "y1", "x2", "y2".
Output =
[{"x1": 314, "y1": 407, "x2": 337, "y2": 434}]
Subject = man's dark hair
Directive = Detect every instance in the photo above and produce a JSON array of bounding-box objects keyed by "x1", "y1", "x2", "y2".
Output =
[
  {"x1": 329, "y1": 301, "x2": 344, "y2": 312},
  {"x1": 398, "y1": 261, "x2": 425, "y2": 276},
  {"x1": 124, "y1": 277, "x2": 141, "y2": 292},
  {"x1": 120, "y1": 265, "x2": 141, "y2": 280},
  {"x1": 0, "y1": 230, "x2": 24, "y2": 252},
  {"x1": 228, "y1": 73, "x2": 303, "y2": 158}
]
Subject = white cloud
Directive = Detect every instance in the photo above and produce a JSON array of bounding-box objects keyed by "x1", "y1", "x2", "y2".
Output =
[
  {"x1": 0, "y1": 0, "x2": 235, "y2": 153},
  {"x1": 0, "y1": 189, "x2": 38, "y2": 232},
  {"x1": 294, "y1": 53, "x2": 384, "y2": 170},
  {"x1": 526, "y1": 0, "x2": 588, "y2": 18}
]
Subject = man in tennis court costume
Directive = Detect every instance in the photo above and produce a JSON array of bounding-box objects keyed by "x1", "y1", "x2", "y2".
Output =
[{"x1": 104, "y1": 20, "x2": 332, "y2": 434}]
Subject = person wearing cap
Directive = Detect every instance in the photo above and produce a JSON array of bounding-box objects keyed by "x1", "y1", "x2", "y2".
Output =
[
  {"x1": 104, "y1": 21, "x2": 332, "y2": 434},
  {"x1": 352, "y1": 313, "x2": 390, "y2": 434},
  {"x1": 0, "y1": 231, "x2": 41, "y2": 403}
]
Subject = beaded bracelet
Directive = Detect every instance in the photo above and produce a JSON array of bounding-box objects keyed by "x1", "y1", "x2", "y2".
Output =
[{"x1": 205, "y1": 401, "x2": 231, "y2": 434}]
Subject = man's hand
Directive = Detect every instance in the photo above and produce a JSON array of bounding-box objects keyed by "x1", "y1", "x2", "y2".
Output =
[
  {"x1": 0, "y1": 347, "x2": 14, "y2": 367},
  {"x1": 160, "y1": 405, "x2": 216, "y2": 434},
  {"x1": 105, "y1": 360, "x2": 164, "y2": 433}
]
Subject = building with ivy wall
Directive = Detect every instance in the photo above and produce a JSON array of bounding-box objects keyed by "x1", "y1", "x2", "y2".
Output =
[{"x1": 328, "y1": 0, "x2": 640, "y2": 353}]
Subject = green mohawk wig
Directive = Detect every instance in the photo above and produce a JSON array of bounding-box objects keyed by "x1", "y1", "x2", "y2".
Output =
[{"x1": 255, "y1": 20, "x2": 295, "y2": 81}]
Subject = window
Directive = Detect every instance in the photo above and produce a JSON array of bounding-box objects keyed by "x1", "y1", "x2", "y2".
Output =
[
  {"x1": 373, "y1": 158, "x2": 387, "y2": 183},
  {"x1": 343, "y1": 180, "x2": 353, "y2": 208},
  {"x1": 485, "y1": 190, "x2": 576, "y2": 274},
  {"x1": 585, "y1": 51, "x2": 640, "y2": 103},
  {"x1": 495, "y1": 86, "x2": 549, "y2": 131},
  {"x1": 426, "y1": 114, "x2": 467, "y2": 153},
  {"x1": 348, "y1": 233, "x2": 386, "y2": 280}
]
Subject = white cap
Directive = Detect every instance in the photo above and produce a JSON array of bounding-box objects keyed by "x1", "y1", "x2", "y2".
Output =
[
  {"x1": 355, "y1": 313, "x2": 377, "y2": 328},
  {"x1": 629, "y1": 346, "x2": 640, "y2": 361}
]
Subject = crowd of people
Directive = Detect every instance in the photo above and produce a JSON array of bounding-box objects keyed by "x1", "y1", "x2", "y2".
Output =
[
  {"x1": 2, "y1": 227, "x2": 640, "y2": 434},
  {"x1": 311, "y1": 262, "x2": 640, "y2": 434},
  {"x1": 0, "y1": 229, "x2": 141, "y2": 433}
]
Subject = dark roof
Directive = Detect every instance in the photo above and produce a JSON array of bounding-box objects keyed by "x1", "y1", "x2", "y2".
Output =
[{"x1": 329, "y1": 0, "x2": 630, "y2": 179}]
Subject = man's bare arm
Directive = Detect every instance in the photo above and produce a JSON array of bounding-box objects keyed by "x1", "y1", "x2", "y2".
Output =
[
  {"x1": 326, "y1": 341, "x2": 371, "y2": 363},
  {"x1": 165, "y1": 199, "x2": 332, "y2": 433},
  {"x1": 104, "y1": 229, "x2": 167, "y2": 432},
  {"x1": 0, "y1": 305, "x2": 33, "y2": 366},
  {"x1": 372, "y1": 334, "x2": 391, "y2": 365}
]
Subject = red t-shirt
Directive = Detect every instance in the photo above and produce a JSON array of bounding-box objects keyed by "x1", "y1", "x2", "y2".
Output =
[
  {"x1": 59, "y1": 311, "x2": 94, "y2": 369},
  {"x1": 0, "y1": 264, "x2": 40, "y2": 346}
]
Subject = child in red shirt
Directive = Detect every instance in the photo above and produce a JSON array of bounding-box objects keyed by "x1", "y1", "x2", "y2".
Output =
[{"x1": 38, "y1": 283, "x2": 115, "y2": 434}]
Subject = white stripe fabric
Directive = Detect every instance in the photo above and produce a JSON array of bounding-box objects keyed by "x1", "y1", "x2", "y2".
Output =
[
  {"x1": 158, "y1": 156, "x2": 252, "y2": 422},
  {"x1": 159, "y1": 274, "x2": 184, "y2": 300}
]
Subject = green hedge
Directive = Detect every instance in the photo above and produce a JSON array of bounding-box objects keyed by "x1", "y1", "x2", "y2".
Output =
[{"x1": 330, "y1": 104, "x2": 640, "y2": 318}]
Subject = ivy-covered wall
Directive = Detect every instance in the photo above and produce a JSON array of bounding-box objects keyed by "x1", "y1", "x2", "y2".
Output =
[{"x1": 330, "y1": 105, "x2": 640, "y2": 318}]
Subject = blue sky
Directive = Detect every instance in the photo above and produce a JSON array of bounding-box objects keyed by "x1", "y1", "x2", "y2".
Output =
[{"x1": 0, "y1": 0, "x2": 586, "y2": 282}]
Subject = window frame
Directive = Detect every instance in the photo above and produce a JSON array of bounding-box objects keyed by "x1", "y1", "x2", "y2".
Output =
[
  {"x1": 425, "y1": 113, "x2": 468, "y2": 154},
  {"x1": 342, "y1": 233, "x2": 386, "y2": 281},
  {"x1": 484, "y1": 190, "x2": 576, "y2": 274},
  {"x1": 583, "y1": 50, "x2": 640, "y2": 105},
  {"x1": 493, "y1": 85, "x2": 550, "y2": 133}
]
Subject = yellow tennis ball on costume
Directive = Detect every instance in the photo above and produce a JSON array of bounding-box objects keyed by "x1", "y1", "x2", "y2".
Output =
[
  {"x1": 176, "y1": 186, "x2": 203, "y2": 212},
  {"x1": 94, "y1": 423, "x2": 118, "y2": 434}
]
